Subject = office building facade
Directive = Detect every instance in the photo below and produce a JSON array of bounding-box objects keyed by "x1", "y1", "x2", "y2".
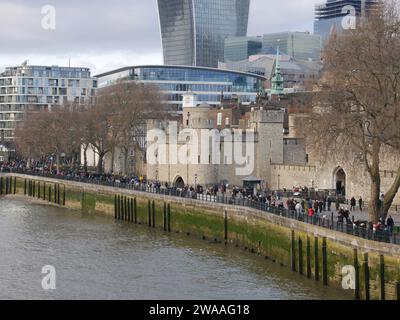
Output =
[
  {"x1": 314, "y1": 0, "x2": 380, "y2": 41},
  {"x1": 0, "y1": 63, "x2": 97, "y2": 141},
  {"x1": 157, "y1": 0, "x2": 250, "y2": 68},
  {"x1": 96, "y1": 65, "x2": 265, "y2": 110},
  {"x1": 261, "y1": 32, "x2": 321, "y2": 62},
  {"x1": 224, "y1": 36, "x2": 263, "y2": 62},
  {"x1": 224, "y1": 32, "x2": 321, "y2": 62}
]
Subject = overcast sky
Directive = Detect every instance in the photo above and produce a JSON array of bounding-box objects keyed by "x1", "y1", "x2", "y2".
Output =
[{"x1": 0, "y1": 0, "x2": 321, "y2": 75}]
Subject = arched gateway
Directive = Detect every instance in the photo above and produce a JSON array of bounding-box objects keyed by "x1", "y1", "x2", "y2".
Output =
[
  {"x1": 334, "y1": 167, "x2": 346, "y2": 197},
  {"x1": 173, "y1": 176, "x2": 185, "y2": 189}
]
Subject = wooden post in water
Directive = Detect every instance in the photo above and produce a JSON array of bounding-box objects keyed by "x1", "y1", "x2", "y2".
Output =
[
  {"x1": 32, "y1": 180, "x2": 35, "y2": 198},
  {"x1": 224, "y1": 210, "x2": 228, "y2": 244},
  {"x1": 163, "y1": 202, "x2": 167, "y2": 231},
  {"x1": 118, "y1": 195, "x2": 124, "y2": 221},
  {"x1": 291, "y1": 230, "x2": 296, "y2": 272},
  {"x1": 38, "y1": 182, "x2": 41, "y2": 199},
  {"x1": 0, "y1": 177, "x2": 3, "y2": 195},
  {"x1": 396, "y1": 282, "x2": 400, "y2": 301},
  {"x1": 322, "y1": 237, "x2": 328, "y2": 286},
  {"x1": 380, "y1": 255, "x2": 385, "y2": 300},
  {"x1": 24, "y1": 178, "x2": 26, "y2": 195},
  {"x1": 43, "y1": 182, "x2": 46, "y2": 200},
  {"x1": 62, "y1": 185, "x2": 65, "y2": 206},
  {"x1": 298, "y1": 237, "x2": 303, "y2": 275},
  {"x1": 152, "y1": 200, "x2": 156, "y2": 228},
  {"x1": 167, "y1": 203, "x2": 171, "y2": 232},
  {"x1": 57, "y1": 184, "x2": 60, "y2": 205},
  {"x1": 363, "y1": 253, "x2": 370, "y2": 300},
  {"x1": 48, "y1": 185, "x2": 51, "y2": 202},
  {"x1": 314, "y1": 236, "x2": 319, "y2": 281},
  {"x1": 114, "y1": 195, "x2": 117, "y2": 220},
  {"x1": 127, "y1": 197, "x2": 131, "y2": 222},
  {"x1": 120, "y1": 195, "x2": 124, "y2": 220},
  {"x1": 124, "y1": 196, "x2": 128, "y2": 221},
  {"x1": 354, "y1": 248, "x2": 360, "y2": 300},
  {"x1": 306, "y1": 236, "x2": 311, "y2": 278},
  {"x1": 53, "y1": 183, "x2": 56, "y2": 203},
  {"x1": 148, "y1": 200, "x2": 151, "y2": 227},
  {"x1": 13, "y1": 177, "x2": 16, "y2": 194},
  {"x1": 130, "y1": 198, "x2": 133, "y2": 222},
  {"x1": 117, "y1": 195, "x2": 121, "y2": 220},
  {"x1": 121, "y1": 196, "x2": 124, "y2": 220},
  {"x1": 134, "y1": 197, "x2": 137, "y2": 224}
]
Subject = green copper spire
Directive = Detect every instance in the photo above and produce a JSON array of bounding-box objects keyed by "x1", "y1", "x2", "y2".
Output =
[{"x1": 271, "y1": 46, "x2": 284, "y2": 95}]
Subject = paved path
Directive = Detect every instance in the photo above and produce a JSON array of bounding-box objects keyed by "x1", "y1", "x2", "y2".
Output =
[{"x1": 278, "y1": 197, "x2": 400, "y2": 224}]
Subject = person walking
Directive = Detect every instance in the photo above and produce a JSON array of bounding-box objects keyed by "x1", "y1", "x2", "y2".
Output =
[
  {"x1": 295, "y1": 202, "x2": 303, "y2": 217},
  {"x1": 350, "y1": 197, "x2": 356, "y2": 212},
  {"x1": 358, "y1": 197, "x2": 363, "y2": 211},
  {"x1": 387, "y1": 215, "x2": 395, "y2": 234},
  {"x1": 327, "y1": 197, "x2": 332, "y2": 211},
  {"x1": 313, "y1": 200, "x2": 319, "y2": 215},
  {"x1": 308, "y1": 207, "x2": 314, "y2": 219}
]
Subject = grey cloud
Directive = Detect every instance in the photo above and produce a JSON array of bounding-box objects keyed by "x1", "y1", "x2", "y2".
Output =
[{"x1": 0, "y1": 0, "x2": 322, "y2": 72}]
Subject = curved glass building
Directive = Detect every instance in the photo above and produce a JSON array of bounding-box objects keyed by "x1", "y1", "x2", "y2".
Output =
[
  {"x1": 96, "y1": 65, "x2": 265, "y2": 110},
  {"x1": 157, "y1": 0, "x2": 250, "y2": 68}
]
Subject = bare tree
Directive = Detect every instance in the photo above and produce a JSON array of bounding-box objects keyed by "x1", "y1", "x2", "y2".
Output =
[
  {"x1": 99, "y1": 81, "x2": 164, "y2": 175},
  {"x1": 84, "y1": 100, "x2": 115, "y2": 174},
  {"x1": 302, "y1": 0, "x2": 400, "y2": 222}
]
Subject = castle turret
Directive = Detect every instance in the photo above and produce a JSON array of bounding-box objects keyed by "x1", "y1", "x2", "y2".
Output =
[{"x1": 250, "y1": 107, "x2": 285, "y2": 187}]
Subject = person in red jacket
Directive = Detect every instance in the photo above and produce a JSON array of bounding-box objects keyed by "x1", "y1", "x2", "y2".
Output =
[{"x1": 308, "y1": 207, "x2": 314, "y2": 217}]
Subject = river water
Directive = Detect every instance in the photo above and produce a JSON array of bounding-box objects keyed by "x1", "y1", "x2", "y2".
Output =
[{"x1": 0, "y1": 198, "x2": 351, "y2": 300}]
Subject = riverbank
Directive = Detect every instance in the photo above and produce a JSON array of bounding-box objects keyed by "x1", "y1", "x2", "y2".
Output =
[
  {"x1": 0, "y1": 197, "x2": 352, "y2": 300},
  {"x1": 1, "y1": 173, "x2": 400, "y2": 300}
]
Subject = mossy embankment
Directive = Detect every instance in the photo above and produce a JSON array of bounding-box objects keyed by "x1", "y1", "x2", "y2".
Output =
[{"x1": 1, "y1": 174, "x2": 400, "y2": 300}]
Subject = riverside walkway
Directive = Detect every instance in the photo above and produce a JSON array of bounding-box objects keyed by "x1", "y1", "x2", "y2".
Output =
[{"x1": 1, "y1": 170, "x2": 400, "y2": 245}]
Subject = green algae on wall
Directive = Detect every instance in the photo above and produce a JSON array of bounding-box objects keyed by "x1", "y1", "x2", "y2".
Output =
[{"x1": 6, "y1": 175, "x2": 400, "y2": 300}]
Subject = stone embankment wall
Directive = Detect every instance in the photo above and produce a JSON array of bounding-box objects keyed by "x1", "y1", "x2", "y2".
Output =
[{"x1": 1, "y1": 173, "x2": 400, "y2": 300}]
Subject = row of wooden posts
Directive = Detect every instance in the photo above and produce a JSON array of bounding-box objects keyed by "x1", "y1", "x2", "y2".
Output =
[
  {"x1": 291, "y1": 230, "x2": 400, "y2": 300},
  {"x1": 115, "y1": 195, "x2": 230, "y2": 243},
  {"x1": 0, "y1": 176, "x2": 16, "y2": 195},
  {"x1": 0, "y1": 176, "x2": 17, "y2": 195},
  {"x1": 114, "y1": 195, "x2": 173, "y2": 232},
  {"x1": 24, "y1": 179, "x2": 66, "y2": 206}
]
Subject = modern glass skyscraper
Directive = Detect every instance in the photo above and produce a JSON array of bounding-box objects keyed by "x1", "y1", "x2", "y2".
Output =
[
  {"x1": 157, "y1": 0, "x2": 250, "y2": 68},
  {"x1": 314, "y1": 0, "x2": 380, "y2": 41}
]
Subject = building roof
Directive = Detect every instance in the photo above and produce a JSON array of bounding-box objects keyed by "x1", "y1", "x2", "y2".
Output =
[{"x1": 94, "y1": 65, "x2": 267, "y2": 81}]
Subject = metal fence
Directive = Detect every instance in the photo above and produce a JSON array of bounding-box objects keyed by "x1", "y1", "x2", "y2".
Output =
[{"x1": 4, "y1": 169, "x2": 400, "y2": 245}]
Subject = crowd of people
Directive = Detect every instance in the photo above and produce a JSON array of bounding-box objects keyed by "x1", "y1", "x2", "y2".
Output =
[{"x1": 1, "y1": 160, "x2": 397, "y2": 234}]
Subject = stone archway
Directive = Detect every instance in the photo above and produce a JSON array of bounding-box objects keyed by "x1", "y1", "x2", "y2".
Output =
[
  {"x1": 173, "y1": 176, "x2": 185, "y2": 189},
  {"x1": 334, "y1": 167, "x2": 346, "y2": 197}
]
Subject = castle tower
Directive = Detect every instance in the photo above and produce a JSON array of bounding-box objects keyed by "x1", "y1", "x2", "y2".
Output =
[{"x1": 250, "y1": 107, "x2": 285, "y2": 187}]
